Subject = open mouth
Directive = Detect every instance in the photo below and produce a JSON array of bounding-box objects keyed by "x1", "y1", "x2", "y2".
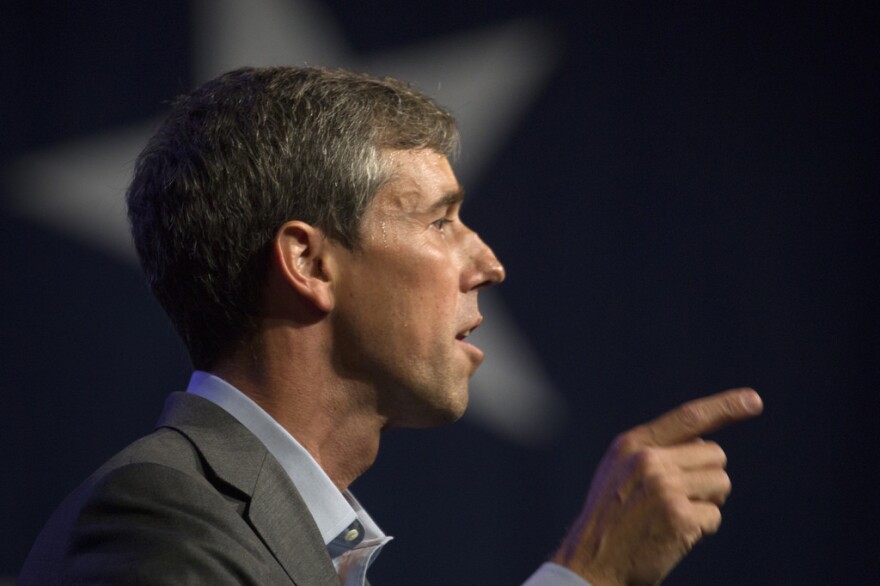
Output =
[
  {"x1": 455, "y1": 319, "x2": 485, "y2": 365},
  {"x1": 455, "y1": 318, "x2": 482, "y2": 341}
]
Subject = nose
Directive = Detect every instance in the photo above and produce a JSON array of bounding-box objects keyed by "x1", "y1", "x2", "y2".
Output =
[{"x1": 461, "y1": 230, "x2": 506, "y2": 291}]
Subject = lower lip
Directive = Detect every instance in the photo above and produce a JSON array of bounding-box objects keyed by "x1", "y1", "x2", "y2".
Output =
[{"x1": 456, "y1": 339, "x2": 484, "y2": 363}]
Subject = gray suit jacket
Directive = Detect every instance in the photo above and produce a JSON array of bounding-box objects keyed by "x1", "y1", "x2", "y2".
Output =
[{"x1": 19, "y1": 392, "x2": 342, "y2": 585}]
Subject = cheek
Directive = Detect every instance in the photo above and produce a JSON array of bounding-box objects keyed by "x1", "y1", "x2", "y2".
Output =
[
  {"x1": 383, "y1": 272, "x2": 460, "y2": 348},
  {"x1": 349, "y1": 243, "x2": 462, "y2": 332},
  {"x1": 402, "y1": 266, "x2": 460, "y2": 319}
]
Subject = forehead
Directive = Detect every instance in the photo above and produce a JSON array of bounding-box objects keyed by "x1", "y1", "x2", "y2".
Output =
[{"x1": 372, "y1": 149, "x2": 460, "y2": 212}]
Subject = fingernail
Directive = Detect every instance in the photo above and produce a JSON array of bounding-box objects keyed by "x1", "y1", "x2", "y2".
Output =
[{"x1": 742, "y1": 391, "x2": 763, "y2": 414}]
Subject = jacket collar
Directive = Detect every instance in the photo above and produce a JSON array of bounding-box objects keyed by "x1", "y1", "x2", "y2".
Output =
[{"x1": 156, "y1": 392, "x2": 340, "y2": 585}]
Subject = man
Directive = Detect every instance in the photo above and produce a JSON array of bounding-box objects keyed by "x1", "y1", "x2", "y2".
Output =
[{"x1": 20, "y1": 67, "x2": 762, "y2": 585}]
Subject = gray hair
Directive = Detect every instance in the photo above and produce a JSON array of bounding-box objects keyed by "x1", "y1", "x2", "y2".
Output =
[{"x1": 126, "y1": 66, "x2": 459, "y2": 368}]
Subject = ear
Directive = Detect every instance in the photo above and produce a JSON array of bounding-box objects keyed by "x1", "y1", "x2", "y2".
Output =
[{"x1": 272, "y1": 221, "x2": 335, "y2": 312}]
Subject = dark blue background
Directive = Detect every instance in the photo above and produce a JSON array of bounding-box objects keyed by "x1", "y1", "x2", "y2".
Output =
[{"x1": 2, "y1": 1, "x2": 878, "y2": 583}]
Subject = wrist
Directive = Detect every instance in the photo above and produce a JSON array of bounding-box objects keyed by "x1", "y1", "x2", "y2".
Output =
[{"x1": 550, "y1": 546, "x2": 621, "y2": 586}]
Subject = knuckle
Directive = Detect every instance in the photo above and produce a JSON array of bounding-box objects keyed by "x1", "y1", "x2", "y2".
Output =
[
  {"x1": 713, "y1": 473, "x2": 732, "y2": 505},
  {"x1": 719, "y1": 475, "x2": 732, "y2": 503},
  {"x1": 631, "y1": 447, "x2": 663, "y2": 475},
  {"x1": 705, "y1": 441, "x2": 727, "y2": 466},
  {"x1": 705, "y1": 507, "x2": 723, "y2": 535},
  {"x1": 677, "y1": 402, "x2": 706, "y2": 431},
  {"x1": 611, "y1": 431, "x2": 642, "y2": 456},
  {"x1": 721, "y1": 392, "x2": 750, "y2": 418},
  {"x1": 720, "y1": 471, "x2": 732, "y2": 493},
  {"x1": 643, "y1": 470, "x2": 681, "y2": 504},
  {"x1": 665, "y1": 498, "x2": 693, "y2": 528},
  {"x1": 641, "y1": 470, "x2": 667, "y2": 494}
]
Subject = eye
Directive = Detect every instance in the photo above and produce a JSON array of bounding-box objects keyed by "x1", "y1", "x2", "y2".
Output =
[{"x1": 431, "y1": 217, "x2": 453, "y2": 231}]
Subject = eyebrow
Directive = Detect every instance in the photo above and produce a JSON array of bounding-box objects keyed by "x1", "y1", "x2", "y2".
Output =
[{"x1": 427, "y1": 188, "x2": 465, "y2": 213}]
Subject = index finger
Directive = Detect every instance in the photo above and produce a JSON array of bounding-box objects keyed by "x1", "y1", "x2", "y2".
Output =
[{"x1": 636, "y1": 388, "x2": 763, "y2": 446}]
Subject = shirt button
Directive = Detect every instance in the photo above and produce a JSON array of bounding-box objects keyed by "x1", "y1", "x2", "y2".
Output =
[{"x1": 344, "y1": 529, "x2": 360, "y2": 542}]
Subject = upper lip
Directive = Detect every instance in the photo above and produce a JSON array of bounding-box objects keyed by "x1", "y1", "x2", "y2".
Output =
[{"x1": 456, "y1": 317, "x2": 483, "y2": 340}]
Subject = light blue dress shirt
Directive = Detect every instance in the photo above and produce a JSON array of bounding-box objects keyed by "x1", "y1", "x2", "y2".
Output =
[
  {"x1": 187, "y1": 371, "x2": 390, "y2": 585},
  {"x1": 188, "y1": 371, "x2": 589, "y2": 586}
]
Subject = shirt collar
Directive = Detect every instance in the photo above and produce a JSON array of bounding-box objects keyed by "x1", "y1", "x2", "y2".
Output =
[{"x1": 186, "y1": 371, "x2": 365, "y2": 545}]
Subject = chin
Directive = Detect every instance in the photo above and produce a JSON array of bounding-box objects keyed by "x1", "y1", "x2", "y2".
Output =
[{"x1": 389, "y1": 385, "x2": 470, "y2": 429}]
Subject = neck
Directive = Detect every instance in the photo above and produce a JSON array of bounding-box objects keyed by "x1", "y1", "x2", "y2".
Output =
[{"x1": 211, "y1": 331, "x2": 387, "y2": 492}]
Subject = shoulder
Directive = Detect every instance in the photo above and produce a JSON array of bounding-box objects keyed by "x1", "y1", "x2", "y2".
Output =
[
  {"x1": 19, "y1": 427, "x2": 285, "y2": 584},
  {"x1": 99, "y1": 425, "x2": 213, "y2": 478}
]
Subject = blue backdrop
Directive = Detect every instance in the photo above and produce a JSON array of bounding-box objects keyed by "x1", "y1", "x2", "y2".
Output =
[{"x1": 2, "y1": 1, "x2": 877, "y2": 583}]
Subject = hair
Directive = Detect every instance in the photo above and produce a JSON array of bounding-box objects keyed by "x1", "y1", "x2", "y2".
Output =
[{"x1": 126, "y1": 66, "x2": 459, "y2": 369}]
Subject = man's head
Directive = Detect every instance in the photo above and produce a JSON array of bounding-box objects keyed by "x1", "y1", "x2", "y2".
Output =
[
  {"x1": 322, "y1": 148, "x2": 505, "y2": 426},
  {"x1": 127, "y1": 66, "x2": 459, "y2": 369}
]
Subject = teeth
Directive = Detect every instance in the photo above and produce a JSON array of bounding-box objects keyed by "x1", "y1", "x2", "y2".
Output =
[{"x1": 459, "y1": 329, "x2": 472, "y2": 339}]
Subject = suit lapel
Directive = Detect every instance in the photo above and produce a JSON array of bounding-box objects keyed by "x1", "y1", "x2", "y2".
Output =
[
  {"x1": 248, "y1": 456, "x2": 343, "y2": 585},
  {"x1": 156, "y1": 392, "x2": 340, "y2": 585}
]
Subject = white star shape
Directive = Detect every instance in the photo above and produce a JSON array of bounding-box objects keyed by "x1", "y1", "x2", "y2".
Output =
[{"x1": 4, "y1": 0, "x2": 567, "y2": 445}]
